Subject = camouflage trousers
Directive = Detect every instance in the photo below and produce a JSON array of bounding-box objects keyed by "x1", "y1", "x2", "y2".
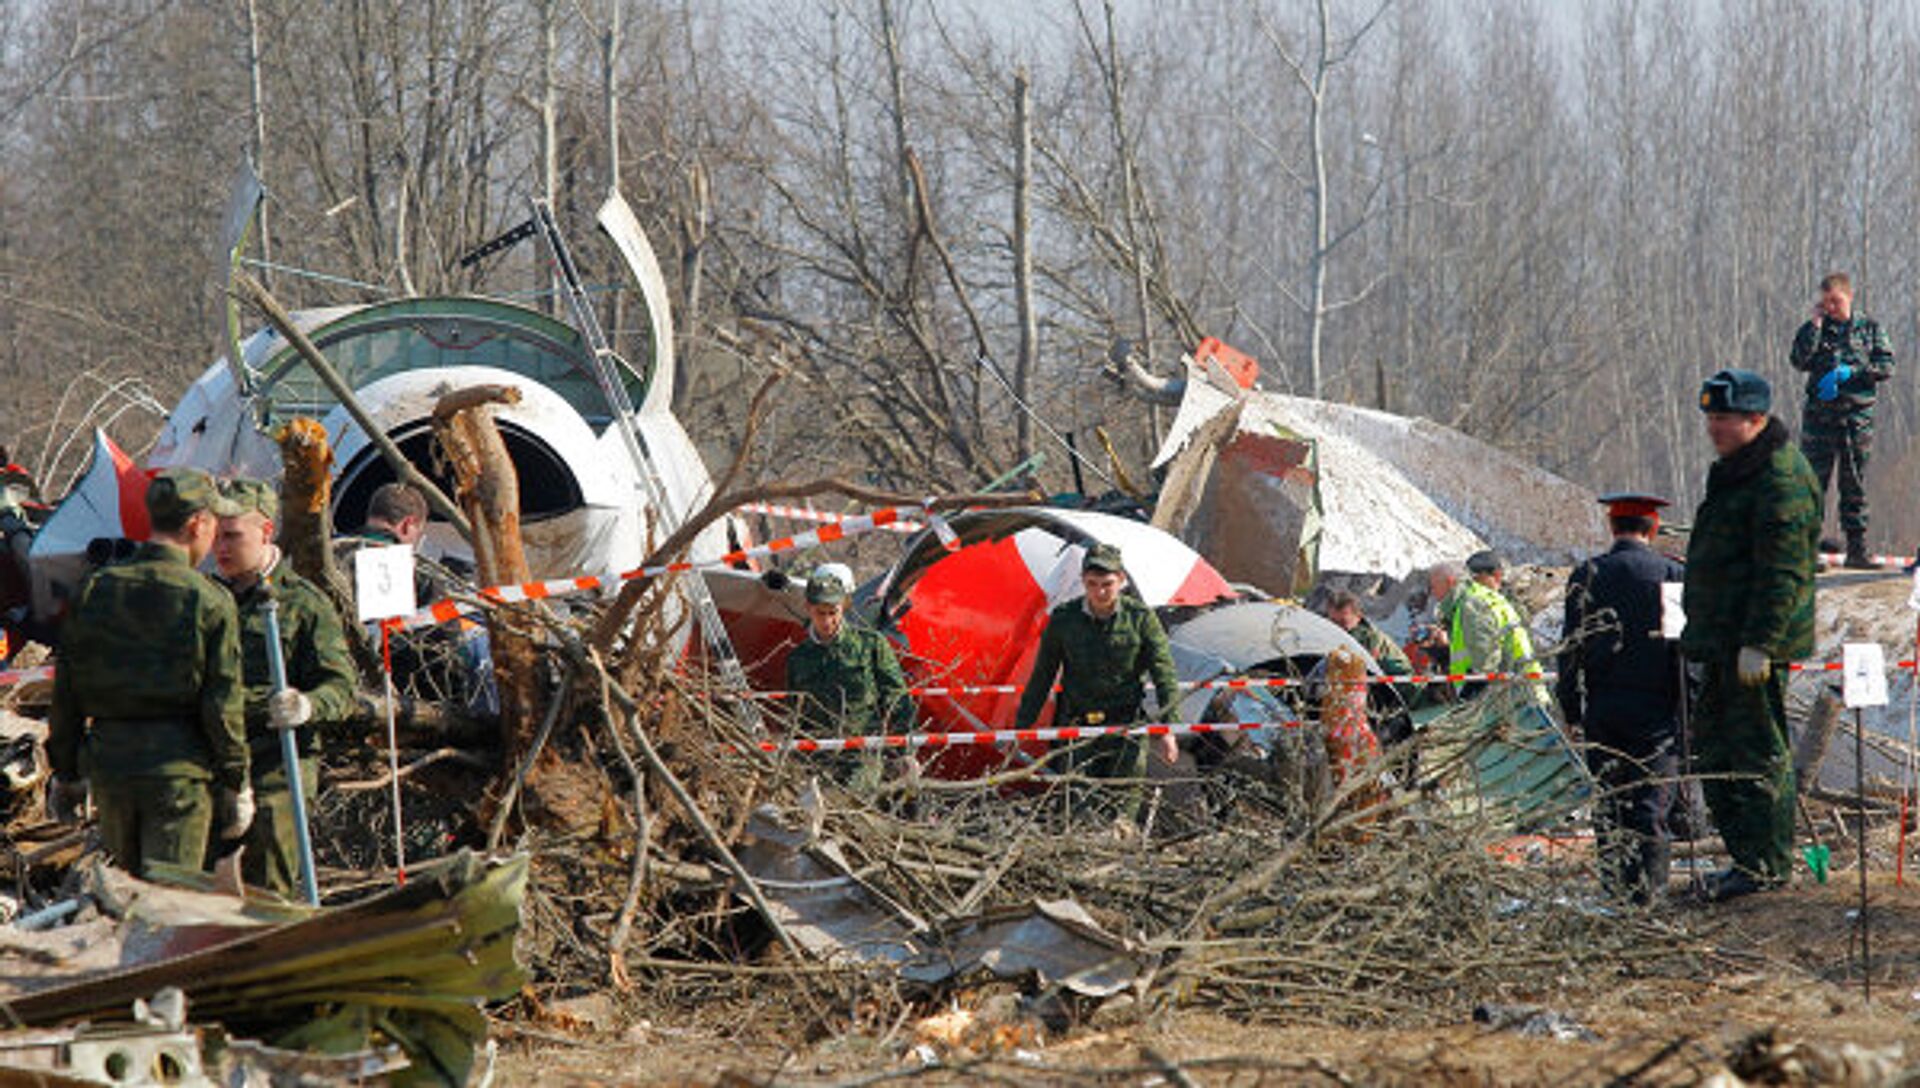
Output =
[
  {"x1": 241, "y1": 757, "x2": 318, "y2": 899},
  {"x1": 1057, "y1": 711, "x2": 1148, "y2": 823},
  {"x1": 94, "y1": 774, "x2": 213, "y2": 879},
  {"x1": 1800, "y1": 406, "x2": 1874, "y2": 536},
  {"x1": 1693, "y1": 661, "x2": 1796, "y2": 882}
]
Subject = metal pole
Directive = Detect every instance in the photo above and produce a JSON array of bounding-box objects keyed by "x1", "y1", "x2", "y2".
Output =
[
  {"x1": 1856, "y1": 705, "x2": 1871, "y2": 1001},
  {"x1": 260, "y1": 578, "x2": 321, "y2": 907},
  {"x1": 380, "y1": 621, "x2": 408, "y2": 886}
]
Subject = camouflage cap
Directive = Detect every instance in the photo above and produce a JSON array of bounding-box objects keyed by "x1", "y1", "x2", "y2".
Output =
[
  {"x1": 1082, "y1": 542, "x2": 1126, "y2": 574},
  {"x1": 221, "y1": 478, "x2": 280, "y2": 522},
  {"x1": 146, "y1": 468, "x2": 241, "y2": 525},
  {"x1": 804, "y1": 570, "x2": 850, "y2": 606},
  {"x1": 1698, "y1": 368, "x2": 1771, "y2": 414}
]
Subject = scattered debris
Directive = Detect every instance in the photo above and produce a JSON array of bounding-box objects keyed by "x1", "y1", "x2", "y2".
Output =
[{"x1": 1472, "y1": 1002, "x2": 1600, "y2": 1043}]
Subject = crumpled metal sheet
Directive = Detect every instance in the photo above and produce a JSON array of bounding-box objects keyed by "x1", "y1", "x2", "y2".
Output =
[
  {"x1": 1153, "y1": 363, "x2": 1602, "y2": 581},
  {"x1": 0, "y1": 851, "x2": 526, "y2": 1088},
  {"x1": 735, "y1": 808, "x2": 924, "y2": 966},
  {"x1": 737, "y1": 808, "x2": 1146, "y2": 996},
  {"x1": 897, "y1": 899, "x2": 1145, "y2": 998}
]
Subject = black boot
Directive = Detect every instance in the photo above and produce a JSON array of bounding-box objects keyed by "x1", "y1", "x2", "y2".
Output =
[
  {"x1": 1844, "y1": 535, "x2": 1882, "y2": 570},
  {"x1": 1702, "y1": 867, "x2": 1784, "y2": 902},
  {"x1": 1631, "y1": 839, "x2": 1671, "y2": 907}
]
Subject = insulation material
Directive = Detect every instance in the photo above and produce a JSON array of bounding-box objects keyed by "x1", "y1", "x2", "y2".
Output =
[{"x1": 1153, "y1": 363, "x2": 1602, "y2": 581}]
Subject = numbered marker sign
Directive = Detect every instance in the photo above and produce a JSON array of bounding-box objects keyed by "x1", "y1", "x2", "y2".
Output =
[
  {"x1": 1843, "y1": 642, "x2": 1889, "y2": 709},
  {"x1": 1659, "y1": 582, "x2": 1687, "y2": 640},
  {"x1": 354, "y1": 545, "x2": 418, "y2": 622}
]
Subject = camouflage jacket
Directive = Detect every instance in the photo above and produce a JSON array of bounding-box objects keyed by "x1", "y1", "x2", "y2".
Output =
[
  {"x1": 1681, "y1": 418, "x2": 1821, "y2": 663},
  {"x1": 785, "y1": 626, "x2": 913, "y2": 735},
  {"x1": 1790, "y1": 314, "x2": 1894, "y2": 409},
  {"x1": 219, "y1": 557, "x2": 359, "y2": 764},
  {"x1": 1350, "y1": 618, "x2": 1412, "y2": 677},
  {"x1": 48, "y1": 542, "x2": 248, "y2": 787},
  {"x1": 1013, "y1": 595, "x2": 1180, "y2": 730}
]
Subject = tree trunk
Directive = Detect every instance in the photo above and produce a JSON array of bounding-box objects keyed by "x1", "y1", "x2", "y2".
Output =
[
  {"x1": 1012, "y1": 70, "x2": 1037, "y2": 465},
  {"x1": 429, "y1": 385, "x2": 541, "y2": 773},
  {"x1": 244, "y1": 0, "x2": 272, "y2": 292},
  {"x1": 1102, "y1": 0, "x2": 1160, "y2": 455},
  {"x1": 1305, "y1": 0, "x2": 1332, "y2": 400},
  {"x1": 539, "y1": 0, "x2": 560, "y2": 318}
]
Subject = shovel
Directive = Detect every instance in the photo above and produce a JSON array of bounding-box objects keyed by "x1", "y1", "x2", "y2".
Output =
[{"x1": 1802, "y1": 842, "x2": 1831, "y2": 884}]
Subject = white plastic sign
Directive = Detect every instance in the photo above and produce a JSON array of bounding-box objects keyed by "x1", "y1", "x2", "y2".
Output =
[
  {"x1": 1843, "y1": 642, "x2": 1889, "y2": 709},
  {"x1": 1659, "y1": 582, "x2": 1687, "y2": 640},
  {"x1": 1909, "y1": 567, "x2": 1920, "y2": 613},
  {"x1": 353, "y1": 545, "x2": 418, "y2": 622}
]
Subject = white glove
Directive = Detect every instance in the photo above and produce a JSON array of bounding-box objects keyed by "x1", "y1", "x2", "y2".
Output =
[
  {"x1": 218, "y1": 785, "x2": 256, "y2": 840},
  {"x1": 1736, "y1": 646, "x2": 1772, "y2": 687},
  {"x1": 267, "y1": 689, "x2": 313, "y2": 730}
]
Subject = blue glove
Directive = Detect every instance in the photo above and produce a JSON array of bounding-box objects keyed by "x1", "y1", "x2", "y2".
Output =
[{"x1": 1817, "y1": 364, "x2": 1853, "y2": 401}]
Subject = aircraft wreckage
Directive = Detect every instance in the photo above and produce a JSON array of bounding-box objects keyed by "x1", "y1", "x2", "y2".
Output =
[{"x1": 0, "y1": 162, "x2": 1617, "y2": 1080}]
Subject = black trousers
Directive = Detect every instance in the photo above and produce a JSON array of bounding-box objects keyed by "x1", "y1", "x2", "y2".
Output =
[{"x1": 1583, "y1": 716, "x2": 1678, "y2": 903}]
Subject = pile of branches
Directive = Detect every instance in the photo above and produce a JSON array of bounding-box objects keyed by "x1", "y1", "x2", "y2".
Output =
[{"x1": 512, "y1": 658, "x2": 1703, "y2": 1033}]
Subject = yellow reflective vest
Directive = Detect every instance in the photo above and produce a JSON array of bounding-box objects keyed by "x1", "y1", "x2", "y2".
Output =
[{"x1": 1447, "y1": 580, "x2": 1546, "y2": 701}]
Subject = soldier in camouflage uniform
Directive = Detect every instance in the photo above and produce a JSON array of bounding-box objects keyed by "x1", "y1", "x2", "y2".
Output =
[
  {"x1": 47, "y1": 469, "x2": 251, "y2": 877},
  {"x1": 1682, "y1": 369, "x2": 1821, "y2": 901},
  {"x1": 1321, "y1": 589, "x2": 1418, "y2": 743},
  {"x1": 1014, "y1": 543, "x2": 1181, "y2": 812},
  {"x1": 784, "y1": 567, "x2": 912, "y2": 792},
  {"x1": 213, "y1": 479, "x2": 358, "y2": 896},
  {"x1": 1788, "y1": 272, "x2": 1894, "y2": 568}
]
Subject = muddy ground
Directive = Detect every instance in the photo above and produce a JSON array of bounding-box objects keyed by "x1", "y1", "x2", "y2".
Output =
[{"x1": 488, "y1": 873, "x2": 1920, "y2": 1086}]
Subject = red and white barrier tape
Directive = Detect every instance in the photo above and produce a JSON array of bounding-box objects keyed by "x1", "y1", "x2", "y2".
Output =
[
  {"x1": 1819, "y1": 551, "x2": 1917, "y2": 569},
  {"x1": 755, "y1": 718, "x2": 1294, "y2": 754},
  {"x1": 1789, "y1": 658, "x2": 1919, "y2": 673},
  {"x1": 394, "y1": 500, "x2": 936, "y2": 630},
  {"x1": 752, "y1": 659, "x2": 1920, "y2": 756},
  {"x1": 746, "y1": 670, "x2": 1558, "y2": 701},
  {"x1": 739, "y1": 501, "x2": 924, "y2": 535},
  {"x1": 742, "y1": 658, "x2": 1920, "y2": 703},
  {"x1": 0, "y1": 666, "x2": 52, "y2": 688}
]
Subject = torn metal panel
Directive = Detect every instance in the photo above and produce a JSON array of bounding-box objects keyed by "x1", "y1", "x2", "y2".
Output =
[
  {"x1": 899, "y1": 899, "x2": 1146, "y2": 998},
  {"x1": 737, "y1": 809, "x2": 1147, "y2": 996},
  {"x1": 736, "y1": 808, "x2": 924, "y2": 966},
  {"x1": 0, "y1": 852, "x2": 526, "y2": 1088},
  {"x1": 1152, "y1": 363, "x2": 1602, "y2": 581},
  {"x1": 1154, "y1": 412, "x2": 1324, "y2": 597},
  {"x1": 1422, "y1": 693, "x2": 1592, "y2": 825}
]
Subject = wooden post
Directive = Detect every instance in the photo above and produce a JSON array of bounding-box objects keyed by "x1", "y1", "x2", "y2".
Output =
[{"x1": 429, "y1": 385, "x2": 541, "y2": 770}]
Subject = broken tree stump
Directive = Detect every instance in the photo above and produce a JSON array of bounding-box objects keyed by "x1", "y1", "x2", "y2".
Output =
[
  {"x1": 429, "y1": 386, "x2": 542, "y2": 766},
  {"x1": 273, "y1": 418, "x2": 370, "y2": 669}
]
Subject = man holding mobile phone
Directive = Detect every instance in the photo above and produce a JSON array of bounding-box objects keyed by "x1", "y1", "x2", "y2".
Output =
[{"x1": 1788, "y1": 272, "x2": 1894, "y2": 569}]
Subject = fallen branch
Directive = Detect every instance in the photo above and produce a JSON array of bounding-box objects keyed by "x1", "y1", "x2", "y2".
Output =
[{"x1": 333, "y1": 747, "x2": 491, "y2": 792}]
